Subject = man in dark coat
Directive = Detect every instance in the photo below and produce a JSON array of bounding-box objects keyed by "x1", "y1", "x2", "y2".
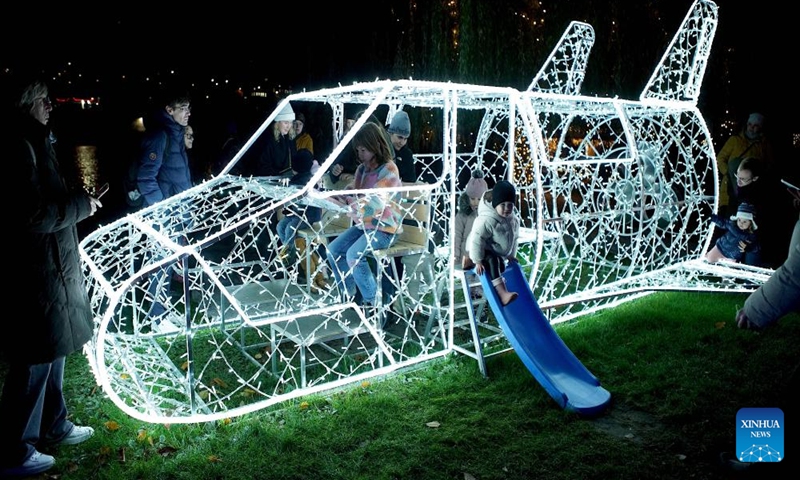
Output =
[
  {"x1": 136, "y1": 87, "x2": 193, "y2": 334},
  {"x1": 0, "y1": 75, "x2": 100, "y2": 477},
  {"x1": 137, "y1": 88, "x2": 193, "y2": 208}
]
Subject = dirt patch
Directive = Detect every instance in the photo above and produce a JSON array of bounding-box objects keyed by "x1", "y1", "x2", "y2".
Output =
[{"x1": 589, "y1": 402, "x2": 667, "y2": 445}]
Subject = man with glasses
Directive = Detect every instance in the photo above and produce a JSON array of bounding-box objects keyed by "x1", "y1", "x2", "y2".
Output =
[
  {"x1": 137, "y1": 88, "x2": 193, "y2": 208},
  {"x1": 716, "y1": 112, "x2": 774, "y2": 216},
  {"x1": 136, "y1": 87, "x2": 194, "y2": 334}
]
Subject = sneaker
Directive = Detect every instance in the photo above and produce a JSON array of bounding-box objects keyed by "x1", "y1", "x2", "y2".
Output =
[
  {"x1": 54, "y1": 425, "x2": 95, "y2": 446},
  {"x1": 0, "y1": 450, "x2": 55, "y2": 477}
]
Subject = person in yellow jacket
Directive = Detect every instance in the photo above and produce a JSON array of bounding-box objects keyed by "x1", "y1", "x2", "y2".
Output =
[{"x1": 716, "y1": 112, "x2": 774, "y2": 215}]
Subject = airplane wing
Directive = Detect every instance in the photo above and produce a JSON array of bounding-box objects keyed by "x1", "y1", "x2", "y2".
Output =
[{"x1": 478, "y1": 261, "x2": 611, "y2": 417}]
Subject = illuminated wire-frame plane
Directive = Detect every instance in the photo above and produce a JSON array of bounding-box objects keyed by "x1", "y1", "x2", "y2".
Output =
[{"x1": 80, "y1": 0, "x2": 769, "y2": 423}]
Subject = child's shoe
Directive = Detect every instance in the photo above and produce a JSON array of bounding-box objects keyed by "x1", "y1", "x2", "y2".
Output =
[{"x1": 491, "y1": 277, "x2": 518, "y2": 306}]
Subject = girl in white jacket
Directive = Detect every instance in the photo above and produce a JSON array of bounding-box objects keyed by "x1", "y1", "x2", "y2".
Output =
[{"x1": 466, "y1": 180, "x2": 520, "y2": 305}]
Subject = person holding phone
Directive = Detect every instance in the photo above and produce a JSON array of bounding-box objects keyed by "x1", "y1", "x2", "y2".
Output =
[{"x1": 0, "y1": 72, "x2": 100, "y2": 477}]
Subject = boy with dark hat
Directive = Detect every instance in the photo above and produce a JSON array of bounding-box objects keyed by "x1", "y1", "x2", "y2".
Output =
[{"x1": 467, "y1": 180, "x2": 521, "y2": 305}]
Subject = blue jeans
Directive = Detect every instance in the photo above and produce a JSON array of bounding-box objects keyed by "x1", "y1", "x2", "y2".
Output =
[
  {"x1": 0, "y1": 357, "x2": 74, "y2": 467},
  {"x1": 327, "y1": 226, "x2": 396, "y2": 305},
  {"x1": 277, "y1": 215, "x2": 311, "y2": 246}
]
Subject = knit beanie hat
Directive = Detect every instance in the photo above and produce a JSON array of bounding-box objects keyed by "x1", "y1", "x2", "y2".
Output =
[
  {"x1": 274, "y1": 102, "x2": 295, "y2": 122},
  {"x1": 747, "y1": 113, "x2": 765, "y2": 126},
  {"x1": 731, "y1": 202, "x2": 757, "y2": 230},
  {"x1": 292, "y1": 148, "x2": 313, "y2": 174},
  {"x1": 295, "y1": 112, "x2": 306, "y2": 124},
  {"x1": 465, "y1": 169, "x2": 489, "y2": 198},
  {"x1": 492, "y1": 180, "x2": 516, "y2": 208},
  {"x1": 387, "y1": 110, "x2": 411, "y2": 137}
]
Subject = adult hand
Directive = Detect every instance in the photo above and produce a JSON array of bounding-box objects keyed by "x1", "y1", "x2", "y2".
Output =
[
  {"x1": 332, "y1": 164, "x2": 343, "y2": 176},
  {"x1": 89, "y1": 196, "x2": 103, "y2": 216}
]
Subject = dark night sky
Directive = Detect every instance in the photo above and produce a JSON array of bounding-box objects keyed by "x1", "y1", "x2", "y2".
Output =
[{"x1": 1, "y1": 0, "x2": 793, "y2": 139}]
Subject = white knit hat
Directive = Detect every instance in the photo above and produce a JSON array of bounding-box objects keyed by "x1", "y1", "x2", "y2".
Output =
[{"x1": 274, "y1": 102, "x2": 295, "y2": 122}]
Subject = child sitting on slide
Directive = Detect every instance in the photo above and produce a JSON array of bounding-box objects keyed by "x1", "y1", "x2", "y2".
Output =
[{"x1": 465, "y1": 180, "x2": 520, "y2": 306}]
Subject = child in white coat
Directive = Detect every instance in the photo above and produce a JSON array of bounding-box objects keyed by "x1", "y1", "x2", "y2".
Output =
[{"x1": 466, "y1": 180, "x2": 520, "y2": 305}]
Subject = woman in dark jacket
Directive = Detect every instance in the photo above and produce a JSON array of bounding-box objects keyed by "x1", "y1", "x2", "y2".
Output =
[{"x1": 0, "y1": 75, "x2": 100, "y2": 477}]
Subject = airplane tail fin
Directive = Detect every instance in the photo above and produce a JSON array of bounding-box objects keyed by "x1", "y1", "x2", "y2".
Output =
[
  {"x1": 527, "y1": 21, "x2": 594, "y2": 95},
  {"x1": 640, "y1": 0, "x2": 719, "y2": 103}
]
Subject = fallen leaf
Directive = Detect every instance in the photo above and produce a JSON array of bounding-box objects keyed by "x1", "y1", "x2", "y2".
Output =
[
  {"x1": 212, "y1": 378, "x2": 228, "y2": 388},
  {"x1": 676, "y1": 454, "x2": 686, "y2": 460},
  {"x1": 361, "y1": 381, "x2": 371, "y2": 388},
  {"x1": 137, "y1": 430, "x2": 147, "y2": 442},
  {"x1": 120, "y1": 373, "x2": 131, "y2": 380},
  {"x1": 464, "y1": 474, "x2": 477, "y2": 480},
  {"x1": 426, "y1": 421, "x2": 441, "y2": 428},
  {"x1": 221, "y1": 418, "x2": 232, "y2": 425},
  {"x1": 104, "y1": 420, "x2": 120, "y2": 431},
  {"x1": 714, "y1": 321, "x2": 726, "y2": 329},
  {"x1": 299, "y1": 401, "x2": 310, "y2": 410},
  {"x1": 158, "y1": 446, "x2": 178, "y2": 457},
  {"x1": 255, "y1": 353, "x2": 263, "y2": 360},
  {"x1": 208, "y1": 455, "x2": 222, "y2": 463},
  {"x1": 181, "y1": 361, "x2": 189, "y2": 371}
]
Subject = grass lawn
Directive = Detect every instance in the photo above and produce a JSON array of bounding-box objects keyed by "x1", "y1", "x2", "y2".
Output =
[{"x1": 2, "y1": 290, "x2": 797, "y2": 479}]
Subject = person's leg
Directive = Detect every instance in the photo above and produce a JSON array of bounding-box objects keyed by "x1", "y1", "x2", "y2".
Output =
[
  {"x1": 39, "y1": 357, "x2": 74, "y2": 444},
  {"x1": 349, "y1": 230, "x2": 395, "y2": 305},
  {"x1": 0, "y1": 362, "x2": 50, "y2": 468},
  {"x1": 327, "y1": 227, "x2": 363, "y2": 299}
]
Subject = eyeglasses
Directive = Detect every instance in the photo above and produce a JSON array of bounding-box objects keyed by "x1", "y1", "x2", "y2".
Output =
[
  {"x1": 173, "y1": 104, "x2": 191, "y2": 113},
  {"x1": 736, "y1": 175, "x2": 754, "y2": 185},
  {"x1": 185, "y1": 133, "x2": 194, "y2": 139},
  {"x1": 36, "y1": 97, "x2": 52, "y2": 107}
]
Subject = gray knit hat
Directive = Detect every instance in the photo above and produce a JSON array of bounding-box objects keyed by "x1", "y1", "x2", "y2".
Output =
[
  {"x1": 387, "y1": 110, "x2": 411, "y2": 137},
  {"x1": 274, "y1": 102, "x2": 295, "y2": 122}
]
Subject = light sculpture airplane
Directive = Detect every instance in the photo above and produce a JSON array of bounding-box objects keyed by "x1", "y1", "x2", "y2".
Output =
[{"x1": 80, "y1": 0, "x2": 769, "y2": 423}]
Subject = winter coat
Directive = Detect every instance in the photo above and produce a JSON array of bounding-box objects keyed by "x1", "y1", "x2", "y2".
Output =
[
  {"x1": 137, "y1": 110, "x2": 193, "y2": 207},
  {"x1": 393, "y1": 144, "x2": 416, "y2": 183},
  {"x1": 454, "y1": 192, "x2": 478, "y2": 261},
  {"x1": 716, "y1": 129, "x2": 774, "y2": 207},
  {"x1": 248, "y1": 131, "x2": 296, "y2": 177},
  {"x1": 744, "y1": 219, "x2": 800, "y2": 328},
  {"x1": 468, "y1": 199, "x2": 520, "y2": 263},
  {"x1": 5, "y1": 114, "x2": 94, "y2": 364},
  {"x1": 710, "y1": 214, "x2": 760, "y2": 261}
]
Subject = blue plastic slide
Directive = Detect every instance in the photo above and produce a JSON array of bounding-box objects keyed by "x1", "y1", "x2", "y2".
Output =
[{"x1": 478, "y1": 261, "x2": 611, "y2": 417}]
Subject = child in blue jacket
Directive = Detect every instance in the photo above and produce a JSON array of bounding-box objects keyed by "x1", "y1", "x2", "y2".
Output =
[{"x1": 705, "y1": 202, "x2": 760, "y2": 264}]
